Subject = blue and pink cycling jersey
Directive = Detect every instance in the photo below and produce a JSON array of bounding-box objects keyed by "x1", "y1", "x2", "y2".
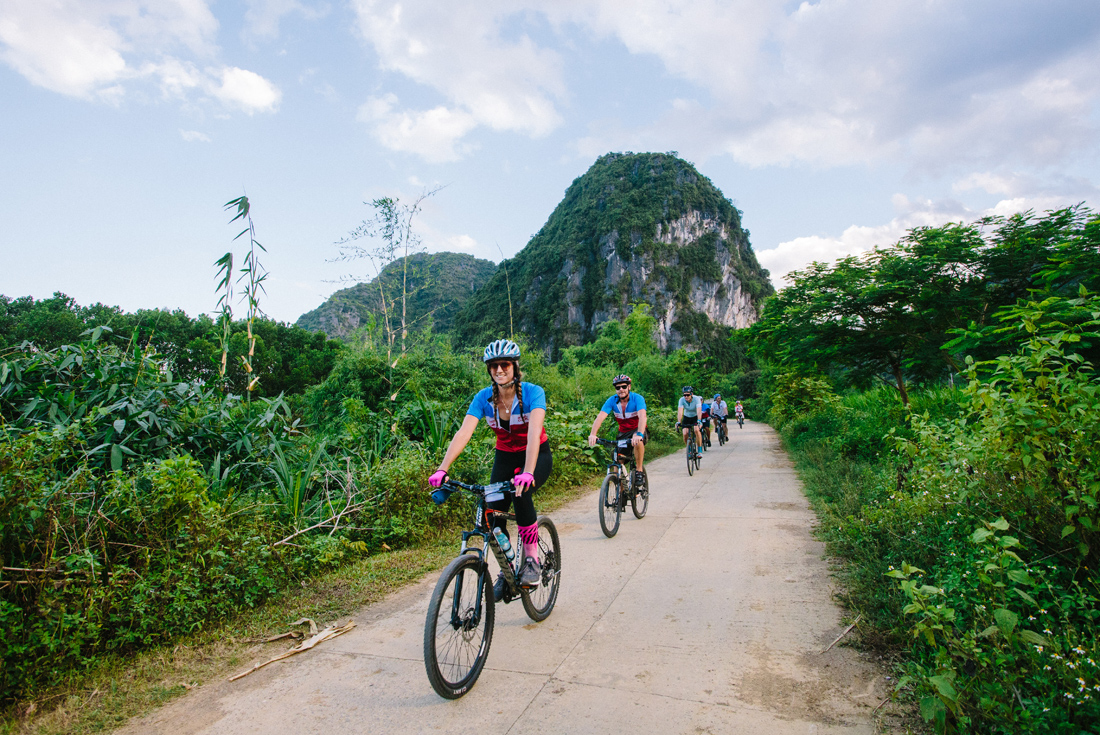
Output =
[
  {"x1": 600, "y1": 392, "x2": 647, "y2": 433},
  {"x1": 467, "y1": 382, "x2": 549, "y2": 452}
]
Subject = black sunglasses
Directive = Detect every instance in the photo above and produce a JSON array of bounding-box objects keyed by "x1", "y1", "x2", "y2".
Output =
[{"x1": 614, "y1": 384, "x2": 630, "y2": 389}]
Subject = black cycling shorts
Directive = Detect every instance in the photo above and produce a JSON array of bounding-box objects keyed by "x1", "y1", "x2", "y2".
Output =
[
  {"x1": 681, "y1": 416, "x2": 698, "y2": 427},
  {"x1": 488, "y1": 441, "x2": 552, "y2": 529}
]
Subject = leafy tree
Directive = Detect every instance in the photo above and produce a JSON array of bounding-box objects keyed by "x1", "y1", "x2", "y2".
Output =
[{"x1": 750, "y1": 206, "x2": 1100, "y2": 405}]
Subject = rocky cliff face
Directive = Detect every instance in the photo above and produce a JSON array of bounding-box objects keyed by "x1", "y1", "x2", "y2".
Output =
[
  {"x1": 455, "y1": 152, "x2": 773, "y2": 354},
  {"x1": 576, "y1": 212, "x2": 760, "y2": 350}
]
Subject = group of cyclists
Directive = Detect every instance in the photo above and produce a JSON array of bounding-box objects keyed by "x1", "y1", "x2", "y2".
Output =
[
  {"x1": 675, "y1": 385, "x2": 744, "y2": 457},
  {"x1": 427, "y1": 338, "x2": 745, "y2": 597}
]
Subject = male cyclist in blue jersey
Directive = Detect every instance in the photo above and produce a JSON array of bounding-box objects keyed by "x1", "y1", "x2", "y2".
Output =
[
  {"x1": 676, "y1": 386, "x2": 703, "y2": 458},
  {"x1": 588, "y1": 374, "x2": 648, "y2": 489}
]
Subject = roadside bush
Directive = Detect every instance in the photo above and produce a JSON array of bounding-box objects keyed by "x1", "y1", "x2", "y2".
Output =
[
  {"x1": 0, "y1": 436, "x2": 293, "y2": 702},
  {"x1": 776, "y1": 300, "x2": 1100, "y2": 733}
]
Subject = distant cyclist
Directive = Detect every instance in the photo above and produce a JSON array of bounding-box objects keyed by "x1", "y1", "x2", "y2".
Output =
[
  {"x1": 734, "y1": 399, "x2": 745, "y2": 425},
  {"x1": 587, "y1": 374, "x2": 648, "y2": 489},
  {"x1": 675, "y1": 386, "x2": 703, "y2": 457},
  {"x1": 712, "y1": 393, "x2": 729, "y2": 433},
  {"x1": 428, "y1": 339, "x2": 552, "y2": 600},
  {"x1": 699, "y1": 397, "x2": 712, "y2": 446}
]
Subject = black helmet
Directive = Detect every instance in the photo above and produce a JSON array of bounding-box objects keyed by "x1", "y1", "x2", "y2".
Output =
[
  {"x1": 682, "y1": 385, "x2": 693, "y2": 394},
  {"x1": 612, "y1": 374, "x2": 631, "y2": 387}
]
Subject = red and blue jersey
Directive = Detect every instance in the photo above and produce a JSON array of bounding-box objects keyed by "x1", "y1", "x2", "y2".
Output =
[
  {"x1": 467, "y1": 382, "x2": 549, "y2": 452},
  {"x1": 600, "y1": 391, "x2": 647, "y2": 433}
]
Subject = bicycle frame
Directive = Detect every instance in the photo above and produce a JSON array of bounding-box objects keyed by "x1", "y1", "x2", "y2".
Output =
[
  {"x1": 442, "y1": 479, "x2": 522, "y2": 618},
  {"x1": 597, "y1": 437, "x2": 635, "y2": 478}
]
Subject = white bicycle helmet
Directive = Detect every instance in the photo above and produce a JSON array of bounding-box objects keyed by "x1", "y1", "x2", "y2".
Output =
[{"x1": 483, "y1": 339, "x2": 521, "y2": 362}]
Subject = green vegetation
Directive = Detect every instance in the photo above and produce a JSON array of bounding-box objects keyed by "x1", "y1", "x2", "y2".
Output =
[
  {"x1": 0, "y1": 294, "x2": 341, "y2": 398},
  {"x1": 752, "y1": 206, "x2": 1099, "y2": 405},
  {"x1": 297, "y1": 252, "x2": 497, "y2": 341},
  {"x1": 752, "y1": 206, "x2": 1100, "y2": 733},
  {"x1": 454, "y1": 152, "x2": 773, "y2": 354}
]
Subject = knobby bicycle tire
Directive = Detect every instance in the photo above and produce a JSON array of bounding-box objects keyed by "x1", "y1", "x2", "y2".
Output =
[
  {"x1": 631, "y1": 469, "x2": 649, "y2": 519},
  {"x1": 520, "y1": 516, "x2": 561, "y2": 621},
  {"x1": 686, "y1": 438, "x2": 695, "y2": 476},
  {"x1": 599, "y1": 474, "x2": 622, "y2": 537},
  {"x1": 424, "y1": 554, "x2": 494, "y2": 699}
]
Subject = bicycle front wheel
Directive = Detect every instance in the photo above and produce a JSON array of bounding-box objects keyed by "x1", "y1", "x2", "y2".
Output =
[
  {"x1": 598, "y1": 474, "x2": 622, "y2": 537},
  {"x1": 632, "y1": 469, "x2": 649, "y2": 519},
  {"x1": 424, "y1": 554, "x2": 494, "y2": 699},
  {"x1": 686, "y1": 442, "x2": 695, "y2": 476},
  {"x1": 521, "y1": 516, "x2": 561, "y2": 621}
]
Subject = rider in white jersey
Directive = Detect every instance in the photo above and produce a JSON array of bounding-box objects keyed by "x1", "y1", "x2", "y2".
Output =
[
  {"x1": 712, "y1": 393, "x2": 729, "y2": 433},
  {"x1": 676, "y1": 386, "x2": 704, "y2": 454}
]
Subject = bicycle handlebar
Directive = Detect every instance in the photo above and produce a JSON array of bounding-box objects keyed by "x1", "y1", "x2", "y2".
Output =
[
  {"x1": 430, "y1": 477, "x2": 515, "y2": 506},
  {"x1": 440, "y1": 478, "x2": 514, "y2": 495}
]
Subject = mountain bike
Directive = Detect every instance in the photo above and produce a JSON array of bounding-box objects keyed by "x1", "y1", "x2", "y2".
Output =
[
  {"x1": 595, "y1": 437, "x2": 649, "y2": 537},
  {"x1": 716, "y1": 417, "x2": 728, "y2": 446},
  {"x1": 737, "y1": 412, "x2": 744, "y2": 429},
  {"x1": 424, "y1": 479, "x2": 561, "y2": 699},
  {"x1": 701, "y1": 421, "x2": 711, "y2": 450},
  {"x1": 679, "y1": 423, "x2": 701, "y2": 476}
]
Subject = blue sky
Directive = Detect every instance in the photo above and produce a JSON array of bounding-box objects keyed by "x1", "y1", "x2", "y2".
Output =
[{"x1": 3, "y1": 0, "x2": 1099, "y2": 324}]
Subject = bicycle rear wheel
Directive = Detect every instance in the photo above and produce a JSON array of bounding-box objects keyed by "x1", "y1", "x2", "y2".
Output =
[
  {"x1": 424, "y1": 554, "x2": 494, "y2": 699},
  {"x1": 598, "y1": 474, "x2": 622, "y2": 537},
  {"x1": 632, "y1": 469, "x2": 649, "y2": 518},
  {"x1": 521, "y1": 516, "x2": 561, "y2": 621}
]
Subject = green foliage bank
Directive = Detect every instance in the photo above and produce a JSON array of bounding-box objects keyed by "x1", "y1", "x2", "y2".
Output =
[{"x1": 754, "y1": 207, "x2": 1100, "y2": 733}]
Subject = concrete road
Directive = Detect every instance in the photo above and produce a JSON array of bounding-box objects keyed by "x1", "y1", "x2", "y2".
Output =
[{"x1": 120, "y1": 421, "x2": 890, "y2": 734}]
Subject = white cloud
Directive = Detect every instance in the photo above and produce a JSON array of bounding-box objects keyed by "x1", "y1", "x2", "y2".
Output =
[
  {"x1": 243, "y1": 0, "x2": 328, "y2": 43},
  {"x1": 359, "y1": 94, "x2": 477, "y2": 162},
  {"x1": 441, "y1": 234, "x2": 477, "y2": 251},
  {"x1": 351, "y1": 0, "x2": 566, "y2": 159},
  {"x1": 358, "y1": 0, "x2": 1100, "y2": 171},
  {"x1": 0, "y1": 0, "x2": 281, "y2": 114},
  {"x1": 209, "y1": 66, "x2": 281, "y2": 113},
  {"x1": 179, "y1": 129, "x2": 211, "y2": 142}
]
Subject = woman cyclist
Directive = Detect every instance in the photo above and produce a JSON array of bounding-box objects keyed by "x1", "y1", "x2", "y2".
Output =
[{"x1": 428, "y1": 339, "x2": 552, "y2": 600}]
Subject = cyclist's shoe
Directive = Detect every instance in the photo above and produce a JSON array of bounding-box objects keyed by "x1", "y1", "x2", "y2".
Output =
[
  {"x1": 518, "y1": 558, "x2": 542, "y2": 588},
  {"x1": 634, "y1": 470, "x2": 647, "y2": 490},
  {"x1": 493, "y1": 570, "x2": 507, "y2": 602}
]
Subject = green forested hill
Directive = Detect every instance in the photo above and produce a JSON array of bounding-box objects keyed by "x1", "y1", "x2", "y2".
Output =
[
  {"x1": 454, "y1": 152, "x2": 773, "y2": 354},
  {"x1": 297, "y1": 251, "x2": 497, "y2": 340}
]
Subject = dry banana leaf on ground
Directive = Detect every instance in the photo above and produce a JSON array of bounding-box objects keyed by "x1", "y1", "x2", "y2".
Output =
[{"x1": 229, "y1": 620, "x2": 356, "y2": 681}]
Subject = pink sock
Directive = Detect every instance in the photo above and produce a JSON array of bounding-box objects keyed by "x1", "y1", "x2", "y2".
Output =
[{"x1": 518, "y1": 523, "x2": 539, "y2": 560}]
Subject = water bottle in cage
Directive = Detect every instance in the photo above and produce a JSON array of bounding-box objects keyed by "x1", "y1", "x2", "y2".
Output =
[{"x1": 492, "y1": 527, "x2": 516, "y2": 565}]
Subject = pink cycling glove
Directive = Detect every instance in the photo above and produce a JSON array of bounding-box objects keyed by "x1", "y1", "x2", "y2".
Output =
[
  {"x1": 513, "y1": 472, "x2": 535, "y2": 493},
  {"x1": 428, "y1": 470, "x2": 448, "y2": 487}
]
